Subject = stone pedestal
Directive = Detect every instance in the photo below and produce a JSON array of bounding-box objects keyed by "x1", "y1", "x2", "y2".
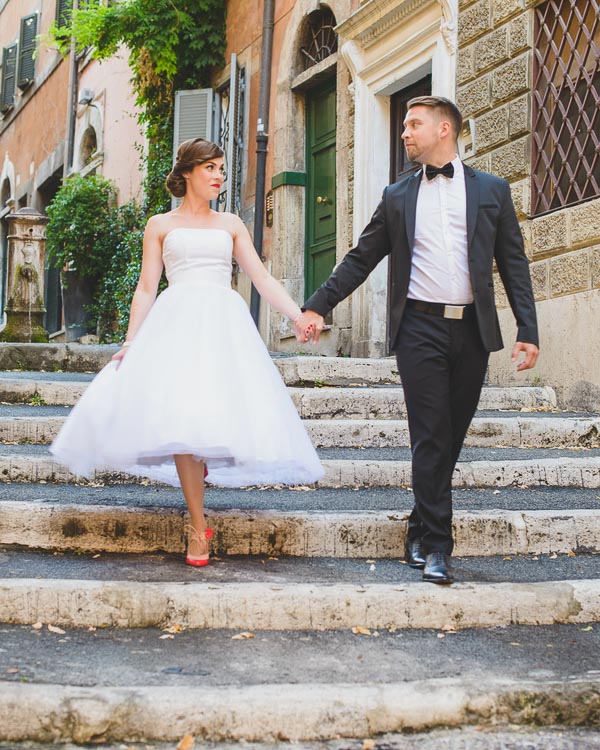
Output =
[{"x1": 0, "y1": 208, "x2": 49, "y2": 343}]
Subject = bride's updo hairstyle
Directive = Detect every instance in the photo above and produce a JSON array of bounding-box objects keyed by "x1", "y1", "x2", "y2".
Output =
[{"x1": 165, "y1": 138, "x2": 225, "y2": 198}]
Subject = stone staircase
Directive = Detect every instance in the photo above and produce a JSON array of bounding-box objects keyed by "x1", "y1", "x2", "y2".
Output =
[{"x1": 0, "y1": 347, "x2": 599, "y2": 747}]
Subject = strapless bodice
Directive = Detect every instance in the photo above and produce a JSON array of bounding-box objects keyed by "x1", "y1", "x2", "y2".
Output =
[{"x1": 162, "y1": 227, "x2": 233, "y2": 288}]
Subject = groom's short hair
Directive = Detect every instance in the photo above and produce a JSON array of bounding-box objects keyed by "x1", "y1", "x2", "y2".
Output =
[{"x1": 407, "y1": 96, "x2": 463, "y2": 140}]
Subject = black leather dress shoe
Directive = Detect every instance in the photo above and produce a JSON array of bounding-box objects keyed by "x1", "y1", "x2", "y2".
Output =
[
  {"x1": 423, "y1": 552, "x2": 454, "y2": 584},
  {"x1": 404, "y1": 538, "x2": 426, "y2": 569}
]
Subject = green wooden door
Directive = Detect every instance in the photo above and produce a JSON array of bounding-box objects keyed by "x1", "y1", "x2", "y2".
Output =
[{"x1": 305, "y1": 80, "x2": 336, "y2": 298}]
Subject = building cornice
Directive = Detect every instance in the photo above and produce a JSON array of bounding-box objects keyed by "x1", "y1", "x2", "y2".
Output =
[{"x1": 335, "y1": 0, "x2": 437, "y2": 48}]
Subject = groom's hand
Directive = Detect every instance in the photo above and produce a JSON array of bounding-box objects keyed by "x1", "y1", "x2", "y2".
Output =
[
  {"x1": 511, "y1": 341, "x2": 539, "y2": 371},
  {"x1": 295, "y1": 310, "x2": 326, "y2": 343}
]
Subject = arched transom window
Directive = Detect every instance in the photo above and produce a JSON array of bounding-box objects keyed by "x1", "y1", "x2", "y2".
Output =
[{"x1": 300, "y1": 6, "x2": 338, "y2": 71}]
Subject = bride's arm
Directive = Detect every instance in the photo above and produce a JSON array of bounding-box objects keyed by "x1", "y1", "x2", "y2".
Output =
[
  {"x1": 231, "y1": 216, "x2": 301, "y2": 321},
  {"x1": 112, "y1": 216, "x2": 164, "y2": 362}
]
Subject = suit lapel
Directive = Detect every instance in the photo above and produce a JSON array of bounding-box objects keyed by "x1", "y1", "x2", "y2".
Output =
[
  {"x1": 404, "y1": 170, "x2": 422, "y2": 253},
  {"x1": 464, "y1": 164, "x2": 480, "y2": 249}
]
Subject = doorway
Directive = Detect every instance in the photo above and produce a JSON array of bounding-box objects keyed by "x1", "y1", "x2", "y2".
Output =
[{"x1": 305, "y1": 78, "x2": 336, "y2": 299}]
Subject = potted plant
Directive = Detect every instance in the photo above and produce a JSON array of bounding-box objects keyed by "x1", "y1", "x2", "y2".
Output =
[{"x1": 46, "y1": 174, "x2": 118, "y2": 341}]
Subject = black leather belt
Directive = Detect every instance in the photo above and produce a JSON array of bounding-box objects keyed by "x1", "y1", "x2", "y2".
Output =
[{"x1": 406, "y1": 298, "x2": 474, "y2": 320}]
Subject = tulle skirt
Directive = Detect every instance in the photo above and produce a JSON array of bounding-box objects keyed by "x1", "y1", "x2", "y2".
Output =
[{"x1": 50, "y1": 282, "x2": 324, "y2": 488}]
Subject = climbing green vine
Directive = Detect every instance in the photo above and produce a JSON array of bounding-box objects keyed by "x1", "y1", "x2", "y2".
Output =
[{"x1": 46, "y1": 0, "x2": 226, "y2": 339}]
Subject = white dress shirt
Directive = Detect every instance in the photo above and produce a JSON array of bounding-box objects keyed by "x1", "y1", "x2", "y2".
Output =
[{"x1": 407, "y1": 156, "x2": 473, "y2": 305}]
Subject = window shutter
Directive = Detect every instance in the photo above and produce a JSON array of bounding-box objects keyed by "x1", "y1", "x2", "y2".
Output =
[
  {"x1": 172, "y1": 88, "x2": 214, "y2": 208},
  {"x1": 17, "y1": 14, "x2": 37, "y2": 90},
  {"x1": 56, "y1": 0, "x2": 72, "y2": 28},
  {"x1": 0, "y1": 44, "x2": 17, "y2": 113}
]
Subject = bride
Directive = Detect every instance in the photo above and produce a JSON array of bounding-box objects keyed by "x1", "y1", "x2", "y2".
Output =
[{"x1": 51, "y1": 137, "x2": 324, "y2": 566}]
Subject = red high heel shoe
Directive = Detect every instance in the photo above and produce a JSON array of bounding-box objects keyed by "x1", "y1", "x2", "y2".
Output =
[{"x1": 185, "y1": 524, "x2": 213, "y2": 567}]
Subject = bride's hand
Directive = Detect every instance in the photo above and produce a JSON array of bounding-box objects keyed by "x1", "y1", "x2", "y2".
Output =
[{"x1": 111, "y1": 345, "x2": 129, "y2": 369}]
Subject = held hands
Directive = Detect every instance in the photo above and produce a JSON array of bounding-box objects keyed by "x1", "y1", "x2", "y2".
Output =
[
  {"x1": 511, "y1": 341, "x2": 539, "y2": 371},
  {"x1": 294, "y1": 310, "x2": 326, "y2": 343}
]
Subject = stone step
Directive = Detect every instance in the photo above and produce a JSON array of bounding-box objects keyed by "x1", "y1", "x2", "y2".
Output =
[
  {"x1": 1, "y1": 409, "x2": 598, "y2": 449},
  {"x1": 289, "y1": 386, "x2": 558, "y2": 419},
  {"x1": 1, "y1": 550, "x2": 598, "y2": 631},
  {"x1": 2, "y1": 678, "x2": 598, "y2": 744},
  {"x1": 3, "y1": 499, "x2": 598, "y2": 557},
  {"x1": 1, "y1": 446, "x2": 597, "y2": 488},
  {"x1": 0, "y1": 346, "x2": 403, "y2": 383},
  {"x1": 0, "y1": 371, "x2": 558, "y2": 412},
  {"x1": 0, "y1": 622, "x2": 599, "y2": 743}
]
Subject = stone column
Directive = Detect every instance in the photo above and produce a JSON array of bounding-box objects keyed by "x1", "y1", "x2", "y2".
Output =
[{"x1": 0, "y1": 207, "x2": 49, "y2": 343}]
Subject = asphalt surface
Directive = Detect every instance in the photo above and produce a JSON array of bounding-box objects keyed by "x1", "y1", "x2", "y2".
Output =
[
  {"x1": 1, "y1": 482, "x2": 599, "y2": 512},
  {"x1": 1, "y1": 442, "x2": 600, "y2": 462},
  {"x1": 1, "y1": 549, "x2": 598, "y2": 584},
  {"x1": 1, "y1": 732, "x2": 599, "y2": 750},
  {"x1": 1, "y1": 623, "x2": 599, "y2": 688},
  {"x1": 0, "y1": 403, "x2": 597, "y2": 419}
]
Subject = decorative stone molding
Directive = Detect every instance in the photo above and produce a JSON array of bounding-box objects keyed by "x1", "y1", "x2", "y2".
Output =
[{"x1": 336, "y1": 0, "x2": 436, "y2": 47}]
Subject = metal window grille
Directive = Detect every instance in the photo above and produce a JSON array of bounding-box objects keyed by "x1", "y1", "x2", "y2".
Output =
[
  {"x1": 300, "y1": 7, "x2": 338, "y2": 71},
  {"x1": 216, "y1": 55, "x2": 245, "y2": 216},
  {"x1": 532, "y1": 0, "x2": 600, "y2": 215}
]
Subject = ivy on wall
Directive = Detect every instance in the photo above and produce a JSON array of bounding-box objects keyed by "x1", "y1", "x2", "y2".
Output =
[{"x1": 47, "y1": 0, "x2": 226, "y2": 340}]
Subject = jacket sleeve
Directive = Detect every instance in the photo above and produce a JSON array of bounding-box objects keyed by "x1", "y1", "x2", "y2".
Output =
[
  {"x1": 303, "y1": 188, "x2": 392, "y2": 316},
  {"x1": 494, "y1": 181, "x2": 539, "y2": 347}
]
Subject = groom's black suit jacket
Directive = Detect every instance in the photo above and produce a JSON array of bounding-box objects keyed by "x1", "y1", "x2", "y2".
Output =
[{"x1": 304, "y1": 164, "x2": 538, "y2": 353}]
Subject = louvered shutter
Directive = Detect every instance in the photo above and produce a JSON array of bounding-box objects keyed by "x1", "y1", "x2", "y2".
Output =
[
  {"x1": 0, "y1": 45, "x2": 17, "y2": 112},
  {"x1": 56, "y1": 0, "x2": 72, "y2": 28},
  {"x1": 172, "y1": 88, "x2": 214, "y2": 208},
  {"x1": 17, "y1": 14, "x2": 37, "y2": 90}
]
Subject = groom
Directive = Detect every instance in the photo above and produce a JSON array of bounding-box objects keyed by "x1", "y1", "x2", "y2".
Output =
[{"x1": 295, "y1": 96, "x2": 539, "y2": 584}]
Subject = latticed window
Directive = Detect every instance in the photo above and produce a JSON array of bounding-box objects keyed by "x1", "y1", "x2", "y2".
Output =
[
  {"x1": 532, "y1": 0, "x2": 600, "y2": 215},
  {"x1": 300, "y1": 6, "x2": 338, "y2": 71}
]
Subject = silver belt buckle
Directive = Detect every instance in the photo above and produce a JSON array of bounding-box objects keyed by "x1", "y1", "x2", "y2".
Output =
[{"x1": 443, "y1": 305, "x2": 465, "y2": 320}]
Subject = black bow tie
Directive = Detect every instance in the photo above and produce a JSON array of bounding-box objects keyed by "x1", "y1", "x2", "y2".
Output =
[{"x1": 425, "y1": 162, "x2": 454, "y2": 180}]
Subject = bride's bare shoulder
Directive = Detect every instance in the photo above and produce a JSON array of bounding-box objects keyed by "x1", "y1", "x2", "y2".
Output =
[{"x1": 145, "y1": 213, "x2": 172, "y2": 237}]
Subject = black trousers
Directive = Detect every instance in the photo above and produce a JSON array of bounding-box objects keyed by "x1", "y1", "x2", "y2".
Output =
[{"x1": 394, "y1": 304, "x2": 490, "y2": 555}]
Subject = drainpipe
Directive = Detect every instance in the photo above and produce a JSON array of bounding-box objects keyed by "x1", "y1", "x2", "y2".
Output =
[
  {"x1": 249, "y1": 0, "x2": 275, "y2": 326},
  {"x1": 62, "y1": 0, "x2": 79, "y2": 180}
]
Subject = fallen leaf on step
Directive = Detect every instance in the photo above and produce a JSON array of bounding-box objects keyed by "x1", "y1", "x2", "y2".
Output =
[
  {"x1": 177, "y1": 734, "x2": 195, "y2": 750},
  {"x1": 369, "y1": 564, "x2": 376, "y2": 571},
  {"x1": 163, "y1": 625, "x2": 184, "y2": 634},
  {"x1": 352, "y1": 626, "x2": 371, "y2": 636},
  {"x1": 441, "y1": 625, "x2": 457, "y2": 632},
  {"x1": 492, "y1": 490, "x2": 501, "y2": 495},
  {"x1": 366, "y1": 560, "x2": 375, "y2": 563},
  {"x1": 31, "y1": 622, "x2": 43, "y2": 630},
  {"x1": 6, "y1": 668, "x2": 19, "y2": 674},
  {"x1": 159, "y1": 634, "x2": 174, "y2": 640},
  {"x1": 550, "y1": 553, "x2": 558, "y2": 559},
  {"x1": 520, "y1": 407, "x2": 532, "y2": 412},
  {"x1": 270, "y1": 586, "x2": 283, "y2": 590},
  {"x1": 510, "y1": 642, "x2": 521, "y2": 646},
  {"x1": 268, "y1": 557, "x2": 279, "y2": 561},
  {"x1": 363, "y1": 740, "x2": 376, "y2": 750},
  {"x1": 92, "y1": 554, "x2": 101, "y2": 559},
  {"x1": 437, "y1": 633, "x2": 445, "y2": 639},
  {"x1": 47, "y1": 624, "x2": 65, "y2": 634},
  {"x1": 503, "y1": 556, "x2": 512, "y2": 561},
  {"x1": 232, "y1": 632, "x2": 255, "y2": 640},
  {"x1": 568, "y1": 550, "x2": 576, "y2": 557},
  {"x1": 88, "y1": 626, "x2": 96, "y2": 632},
  {"x1": 581, "y1": 626, "x2": 594, "y2": 632}
]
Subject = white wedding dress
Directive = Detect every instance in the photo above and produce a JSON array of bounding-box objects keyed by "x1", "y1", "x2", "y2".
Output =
[{"x1": 50, "y1": 227, "x2": 324, "y2": 488}]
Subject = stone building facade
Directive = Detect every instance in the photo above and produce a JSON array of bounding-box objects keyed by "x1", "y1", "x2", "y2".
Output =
[
  {"x1": 0, "y1": 0, "x2": 142, "y2": 336},
  {"x1": 455, "y1": 0, "x2": 599, "y2": 406}
]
